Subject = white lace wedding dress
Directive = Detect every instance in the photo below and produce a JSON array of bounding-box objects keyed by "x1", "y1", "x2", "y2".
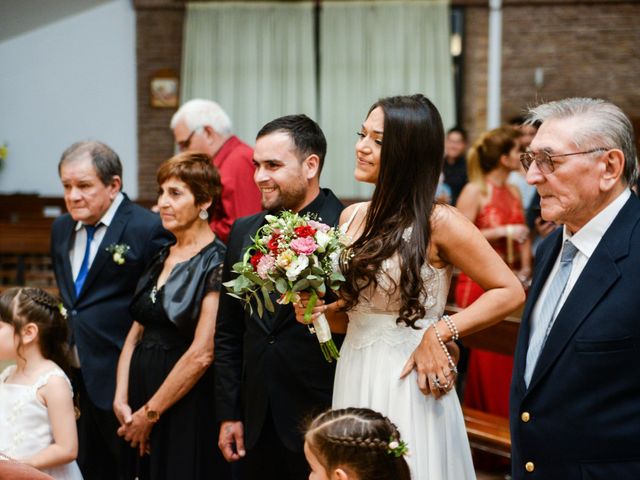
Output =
[{"x1": 333, "y1": 251, "x2": 476, "y2": 479}]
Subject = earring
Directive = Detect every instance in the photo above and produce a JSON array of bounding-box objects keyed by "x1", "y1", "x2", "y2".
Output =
[{"x1": 199, "y1": 209, "x2": 209, "y2": 221}]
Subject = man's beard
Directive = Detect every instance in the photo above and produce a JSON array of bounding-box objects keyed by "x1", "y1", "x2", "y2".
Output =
[{"x1": 262, "y1": 182, "x2": 307, "y2": 212}]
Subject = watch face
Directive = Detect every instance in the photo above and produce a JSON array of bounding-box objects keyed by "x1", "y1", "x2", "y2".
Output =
[{"x1": 146, "y1": 409, "x2": 159, "y2": 422}]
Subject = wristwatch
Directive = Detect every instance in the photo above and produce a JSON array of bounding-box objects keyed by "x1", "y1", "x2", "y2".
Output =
[{"x1": 144, "y1": 404, "x2": 160, "y2": 424}]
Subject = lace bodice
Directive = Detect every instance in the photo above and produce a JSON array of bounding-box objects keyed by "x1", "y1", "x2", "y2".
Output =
[
  {"x1": 341, "y1": 205, "x2": 452, "y2": 349},
  {"x1": 347, "y1": 255, "x2": 452, "y2": 349}
]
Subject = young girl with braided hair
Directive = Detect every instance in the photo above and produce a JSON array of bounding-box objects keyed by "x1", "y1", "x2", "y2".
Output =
[
  {"x1": 304, "y1": 408, "x2": 411, "y2": 480},
  {"x1": 0, "y1": 287, "x2": 82, "y2": 480}
]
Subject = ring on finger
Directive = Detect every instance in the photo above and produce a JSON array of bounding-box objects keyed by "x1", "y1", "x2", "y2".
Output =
[{"x1": 431, "y1": 376, "x2": 441, "y2": 388}]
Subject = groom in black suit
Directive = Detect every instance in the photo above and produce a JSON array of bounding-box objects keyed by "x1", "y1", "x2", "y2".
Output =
[
  {"x1": 51, "y1": 141, "x2": 171, "y2": 480},
  {"x1": 215, "y1": 115, "x2": 344, "y2": 479}
]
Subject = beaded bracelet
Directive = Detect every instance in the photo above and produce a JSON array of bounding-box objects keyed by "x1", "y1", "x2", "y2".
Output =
[
  {"x1": 432, "y1": 323, "x2": 458, "y2": 374},
  {"x1": 441, "y1": 314, "x2": 459, "y2": 341}
]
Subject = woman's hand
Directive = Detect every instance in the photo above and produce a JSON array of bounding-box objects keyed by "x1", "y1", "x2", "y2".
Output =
[
  {"x1": 292, "y1": 291, "x2": 328, "y2": 324},
  {"x1": 113, "y1": 397, "x2": 133, "y2": 427},
  {"x1": 117, "y1": 408, "x2": 153, "y2": 456},
  {"x1": 400, "y1": 327, "x2": 456, "y2": 399}
]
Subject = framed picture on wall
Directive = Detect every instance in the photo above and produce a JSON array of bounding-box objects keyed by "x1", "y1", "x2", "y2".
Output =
[{"x1": 150, "y1": 71, "x2": 179, "y2": 108}]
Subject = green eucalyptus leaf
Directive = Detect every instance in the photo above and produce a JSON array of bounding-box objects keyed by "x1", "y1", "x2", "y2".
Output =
[{"x1": 292, "y1": 278, "x2": 310, "y2": 292}]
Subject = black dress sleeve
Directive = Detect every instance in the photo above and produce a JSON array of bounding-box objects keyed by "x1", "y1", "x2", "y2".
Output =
[{"x1": 204, "y1": 263, "x2": 224, "y2": 294}]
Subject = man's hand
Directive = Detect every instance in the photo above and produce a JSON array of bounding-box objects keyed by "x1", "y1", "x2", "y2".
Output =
[{"x1": 218, "y1": 421, "x2": 246, "y2": 462}]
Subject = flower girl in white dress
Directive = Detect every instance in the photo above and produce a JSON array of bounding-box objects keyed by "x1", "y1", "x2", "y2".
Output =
[
  {"x1": 0, "y1": 287, "x2": 83, "y2": 480},
  {"x1": 296, "y1": 94, "x2": 525, "y2": 479}
]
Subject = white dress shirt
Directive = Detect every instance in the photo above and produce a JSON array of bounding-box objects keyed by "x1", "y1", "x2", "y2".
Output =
[
  {"x1": 529, "y1": 189, "x2": 631, "y2": 333},
  {"x1": 70, "y1": 192, "x2": 124, "y2": 280}
]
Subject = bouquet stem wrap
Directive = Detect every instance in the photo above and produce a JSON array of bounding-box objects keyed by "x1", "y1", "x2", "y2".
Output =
[{"x1": 304, "y1": 290, "x2": 340, "y2": 362}]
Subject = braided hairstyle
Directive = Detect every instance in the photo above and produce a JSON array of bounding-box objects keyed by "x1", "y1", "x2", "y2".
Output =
[
  {"x1": 0, "y1": 287, "x2": 72, "y2": 375},
  {"x1": 305, "y1": 408, "x2": 411, "y2": 480}
]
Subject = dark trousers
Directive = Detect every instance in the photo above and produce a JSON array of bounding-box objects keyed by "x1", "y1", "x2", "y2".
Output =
[
  {"x1": 244, "y1": 410, "x2": 310, "y2": 480},
  {"x1": 75, "y1": 370, "x2": 135, "y2": 480}
]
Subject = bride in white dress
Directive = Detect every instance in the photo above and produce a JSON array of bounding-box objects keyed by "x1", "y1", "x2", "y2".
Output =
[{"x1": 296, "y1": 95, "x2": 524, "y2": 479}]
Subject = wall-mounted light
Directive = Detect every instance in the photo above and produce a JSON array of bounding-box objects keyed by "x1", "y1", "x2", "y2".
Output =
[
  {"x1": 450, "y1": 33, "x2": 462, "y2": 57},
  {"x1": 534, "y1": 67, "x2": 544, "y2": 89}
]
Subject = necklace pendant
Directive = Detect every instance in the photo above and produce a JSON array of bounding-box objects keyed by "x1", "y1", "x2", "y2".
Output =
[{"x1": 150, "y1": 286, "x2": 157, "y2": 304}]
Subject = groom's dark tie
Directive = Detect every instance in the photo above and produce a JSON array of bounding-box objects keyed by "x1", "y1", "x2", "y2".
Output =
[{"x1": 74, "y1": 224, "x2": 98, "y2": 296}]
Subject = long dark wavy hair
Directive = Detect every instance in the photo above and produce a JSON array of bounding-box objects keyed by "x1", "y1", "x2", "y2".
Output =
[{"x1": 340, "y1": 94, "x2": 444, "y2": 328}]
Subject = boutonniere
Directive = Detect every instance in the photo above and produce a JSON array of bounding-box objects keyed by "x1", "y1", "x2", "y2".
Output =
[{"x1": 106, "y1": 243, "x2": 131, "y2": 265}]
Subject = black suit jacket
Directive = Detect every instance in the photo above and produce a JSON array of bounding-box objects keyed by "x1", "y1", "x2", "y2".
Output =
[
  {"x1": 510, "y1": 193, "x2": 640, "y2": 479},
  {"x1": 51, "y1": 195, "x2": 172, "y2": 410},
  {"x1": 215, "y1": 189, "x2": 344, "y2": 451}
]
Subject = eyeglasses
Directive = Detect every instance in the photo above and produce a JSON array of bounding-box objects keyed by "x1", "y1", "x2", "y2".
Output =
[
  {"x1": 520, "y1": 148, "x2": 608, "y2": 175},
  {"x1": 176, "y1": 127, "x2": 202, "y2": 151}
]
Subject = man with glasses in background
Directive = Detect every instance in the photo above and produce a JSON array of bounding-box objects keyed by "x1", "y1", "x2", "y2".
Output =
[
  {"x1": 171, "y1": 99, "x2": 261, "y2": 242},
  {"x1": 510, "y1": 98, "x2": 640, "y2": 479}
]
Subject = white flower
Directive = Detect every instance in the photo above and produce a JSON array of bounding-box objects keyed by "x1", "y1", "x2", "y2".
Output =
[
  {"x1": 314, "y1": 231, "x2": 331, "y2": 252},
  {"x1": 264, "y1": 214, "x2": 277, "y2": 223},
  {"x1": 106, "y1": 243, "x2": 130, "y2": 265},
  {"x1": 329, "y1": 250, "x2": 341, "y2": 271},
  {"x1": 286, "y1": 254, "x2": 309, "y2": 281},
  {"x1": 388, "y1": 441, "x2": 399, "y2": 450}
]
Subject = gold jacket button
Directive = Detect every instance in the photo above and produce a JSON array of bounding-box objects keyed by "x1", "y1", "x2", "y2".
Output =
[
  {"x1": 525, "y1": 462, "x2": 535, "y2": 472},
  {"x1": 521, "y1": 411, "x2": 531, "y2": 422}
]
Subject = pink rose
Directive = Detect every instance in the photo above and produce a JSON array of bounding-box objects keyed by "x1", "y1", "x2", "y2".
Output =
[
  {"x1": 256, "y1": 254, "x2": 276, "y2": 279},
  {"x1": 308, "y1": 220, "x2": 330, "y2": 233},
  {"x1": 290, "y1": 236, "x2": 318, "y2": 255}
]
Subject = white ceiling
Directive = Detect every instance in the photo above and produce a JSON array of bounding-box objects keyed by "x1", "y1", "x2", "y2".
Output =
[{"x1": 0, "y1": 0, "x2": 115, "y2": 43}]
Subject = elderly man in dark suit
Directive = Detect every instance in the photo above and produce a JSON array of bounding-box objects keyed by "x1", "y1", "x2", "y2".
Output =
[
  {"x1": 215, "y1": 115, "x2": 344, "y2": 480},
  {"x1": 51, "y1": 141, "x2": 171, "y2": 480},
  {"x1": 510, "y1": 98, "x2": 640, "y2": 479}
]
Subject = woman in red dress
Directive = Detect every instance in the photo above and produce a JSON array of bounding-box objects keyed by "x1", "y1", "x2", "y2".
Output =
[{"x1": 455, "y1": 126, "x2": 532, "y2": 419}]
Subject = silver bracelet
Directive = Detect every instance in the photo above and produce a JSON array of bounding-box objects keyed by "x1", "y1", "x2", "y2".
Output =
[
  {"x1": 442, "y1": 314, "x2": 459, "y2": 341},
  {"x1": 432, "y1": 323, "x2": 458, "y2": 374}
]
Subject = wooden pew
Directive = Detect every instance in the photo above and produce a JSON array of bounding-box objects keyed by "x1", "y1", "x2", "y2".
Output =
[
  {"x1": 0, "y1": 220, "x2": 57, "y2": 291},
  {"x1": 446, "y1": 305, "x2": 520, "y2": 459}
]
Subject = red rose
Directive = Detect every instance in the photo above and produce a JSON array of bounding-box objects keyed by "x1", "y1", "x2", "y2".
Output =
[
  {"x1": 250, "y1": 251, "x2": 264, "y2": 270},
  {"x1": 267, "y1": 233, "x2": 281, "y2": 253},
  {"x1": 294, "y1": 226, "x2": 317, "y2": 238}
]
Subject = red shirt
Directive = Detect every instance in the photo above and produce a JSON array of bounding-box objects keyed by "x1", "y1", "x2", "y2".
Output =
[{"x1": 211, "y1": 136, "x2": 262, "y2": 243}]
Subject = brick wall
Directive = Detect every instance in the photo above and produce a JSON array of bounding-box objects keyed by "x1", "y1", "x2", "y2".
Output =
[
  {"x1": 462, "y1": 1, "x2": 640, "y2": 145},
  {"x1": 135, "y1": 1, "x2": 185, "y2": 200}
]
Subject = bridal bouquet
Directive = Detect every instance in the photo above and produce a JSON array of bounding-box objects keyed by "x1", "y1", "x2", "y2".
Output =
[{"x1": 224, "y1": 211, "x2": 346, "y2": 361}]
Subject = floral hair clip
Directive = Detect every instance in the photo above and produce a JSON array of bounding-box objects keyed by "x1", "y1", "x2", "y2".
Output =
[
  {"x1": 106, "y1": 243, "x2": 131, "y2": 265},
  {"x1": 387, "y1": 437, "x2": 409, "y2": 457}
]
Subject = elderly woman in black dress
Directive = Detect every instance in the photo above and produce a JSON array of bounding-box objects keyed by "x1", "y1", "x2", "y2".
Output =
[{"x1": 114, "y1": 152, "x2": 229, "y2": 479}]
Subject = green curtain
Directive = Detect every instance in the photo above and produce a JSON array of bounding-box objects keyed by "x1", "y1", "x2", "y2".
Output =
[
  {"x1": 181, "y1": 2, "x2": 317, "y2": 146},
  {"x1": 181, "y1": 1, "x2": 455, "y2": 199},
  {"x1": 320, "y1": 0, "x2": 455, "y2": 199}
]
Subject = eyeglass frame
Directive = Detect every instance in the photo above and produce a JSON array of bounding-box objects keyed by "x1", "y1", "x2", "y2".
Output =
[
  {"x1": 519, "y1": 147, "x2": 609, "y2": 175},
  {"x1": 176, "y1": 126, "x2": 204, "y2": 151}
]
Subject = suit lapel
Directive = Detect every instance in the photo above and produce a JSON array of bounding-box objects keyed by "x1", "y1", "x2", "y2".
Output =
[
  {"x1": 76, "y1": 199, "x2": 132, "y2": 301},
  {"x1": 59, "y1": 219, "x2": 78, "y2": 304},
  {"x1": 240, "y1": 213, "x2": 274, "y2": 334},
  {"x1": 525, "y1": 195, "x2": 640, "y2": 395}
]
